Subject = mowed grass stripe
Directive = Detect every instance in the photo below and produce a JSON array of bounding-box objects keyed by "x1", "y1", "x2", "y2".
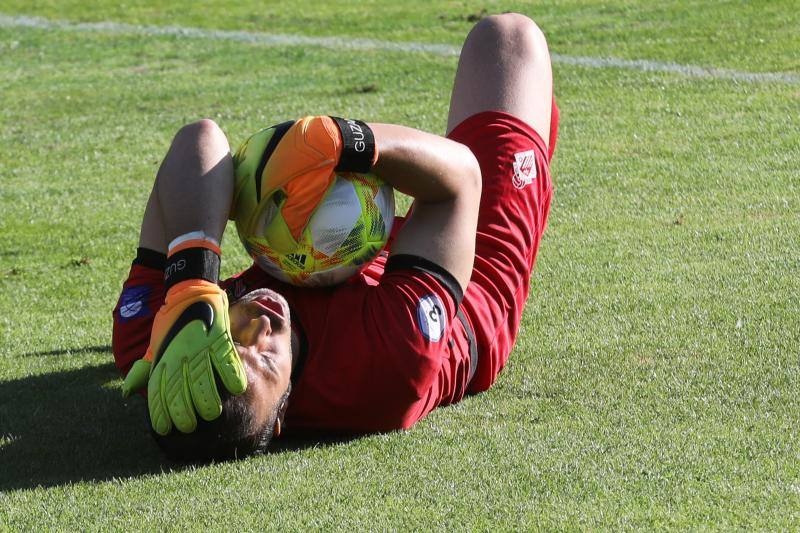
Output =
[{"x1": 1, "y1": 13, "x2": 799, "y2": 84}]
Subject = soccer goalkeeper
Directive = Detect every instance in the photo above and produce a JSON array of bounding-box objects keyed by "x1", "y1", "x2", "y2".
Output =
[{"x1": 113, "y1": 13, "x2": 559, "y2": 461}]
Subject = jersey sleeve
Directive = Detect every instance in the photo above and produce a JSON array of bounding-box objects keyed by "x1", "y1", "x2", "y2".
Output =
[
  {"x1": 111, "y1": 249, "x2": 166, "y2": 375},
  {"x1": 287, "y1": 255, "x2": 463, "y2": 433}
]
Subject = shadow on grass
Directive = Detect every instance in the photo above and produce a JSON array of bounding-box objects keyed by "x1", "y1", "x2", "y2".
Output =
[
  {"x1": 0, "y1": 360, "x2": 363, "y2": 490},
  {"x1": 0, "y1": 362, "x2": 168, "y2": 491},
  {"x1": 269, "y1": 433, "x2": 361, "y2": 454}
]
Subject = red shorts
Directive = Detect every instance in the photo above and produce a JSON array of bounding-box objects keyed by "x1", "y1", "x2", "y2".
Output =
[{"x1": 448, "y1": 103, "x2": 558, "y2": 393}]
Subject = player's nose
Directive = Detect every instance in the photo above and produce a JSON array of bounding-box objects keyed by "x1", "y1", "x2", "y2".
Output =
[
  {"x1": 241, "y1": 314, "x2": 271, "y2": 346},
  {"x1": 254, "y1": 314, "x2": 272, "y2": 340}
]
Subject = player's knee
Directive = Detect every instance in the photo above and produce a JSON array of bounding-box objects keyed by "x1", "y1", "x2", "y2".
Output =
[
  {"x1": 173, "y1": 118, "x2": 224, "y2": 146},
  {"x1": 468, "y1": 13, "x2": 549, "y2": 65},
  {"x1": 460, "y1": 144, "x2": 482, "y2": 197},
  {"x1": 158, "y1": 118, "x2": 229, "y2": 186}
]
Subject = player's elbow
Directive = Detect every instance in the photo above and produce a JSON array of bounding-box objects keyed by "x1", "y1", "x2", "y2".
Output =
[{"x1": 455, "y1": 143, "x2": 482, "y2": 203}]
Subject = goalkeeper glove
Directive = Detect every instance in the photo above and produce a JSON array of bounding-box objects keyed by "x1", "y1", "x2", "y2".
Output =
[
  {"x1": 255, "y1": 116, "x2": 378, "y2": 239},
  {"x1": 121, "y1": 280, "x2": 247, "y2": 435}
]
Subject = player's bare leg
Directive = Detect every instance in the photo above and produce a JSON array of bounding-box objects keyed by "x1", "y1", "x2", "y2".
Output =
[
  {"x1": 155, "y1": 118, "x2": 233, "y2": 243},
  {"x1": 138, "y1": 119, "x2": 232, "y2": 253},
  {"x1": 446, "y1": 13, "x2": 552, "y2": 145},
  {"x1": 124, "y1": 119, "x2": 247, "y2": 436}
]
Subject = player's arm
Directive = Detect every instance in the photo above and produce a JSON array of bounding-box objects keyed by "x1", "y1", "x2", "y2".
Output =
[
  {"x1": 240, "y1": 116, "x2": 480, "y2": 290},
  {"x1": 369, "y1": 123, "x2": 481, "y2": 291}
]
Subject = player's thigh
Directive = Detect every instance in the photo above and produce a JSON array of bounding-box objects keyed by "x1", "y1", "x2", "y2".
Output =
[{"x1": 446, "y1": 13, "x2": 552, "y2": 147}]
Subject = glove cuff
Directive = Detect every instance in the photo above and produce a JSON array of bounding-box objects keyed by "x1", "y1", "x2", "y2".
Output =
[
  {"x1": 164, "y1": 247, "x2": 221, "y2": 291},
  {"x1": 329, "y1": 117, "x2": 378, "y2": 174}
]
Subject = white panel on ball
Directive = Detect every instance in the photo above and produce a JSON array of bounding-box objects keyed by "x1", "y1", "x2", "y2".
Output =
[{"x1": 310, "y1": 176, "x2": 362, "y2": 257}]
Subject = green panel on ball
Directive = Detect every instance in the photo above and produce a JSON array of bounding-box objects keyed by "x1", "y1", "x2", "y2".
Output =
[{"x1": 231, "y1": 126, "x2": 276, "y2": 224}]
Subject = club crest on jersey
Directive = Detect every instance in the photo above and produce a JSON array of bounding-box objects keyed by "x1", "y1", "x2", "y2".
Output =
[
  {"x1": 118, "y1": 285, "x2": 151, "y2": 322},
  {"x1": 417, "y1": 294, "x2": 446, "y2": 342},
  {"x1": 512, "y1": 150, "x2": 537, "y2": 189}
]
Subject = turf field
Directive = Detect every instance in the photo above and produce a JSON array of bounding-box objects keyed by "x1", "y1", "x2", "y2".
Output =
[{"x1": 1, "y1": 1, "x2": 798, "y2": 529}]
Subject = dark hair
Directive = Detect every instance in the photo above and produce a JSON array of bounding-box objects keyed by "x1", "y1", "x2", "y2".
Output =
[{"x1": 152, "y1": 385, "x2": 290, "y2": 463}]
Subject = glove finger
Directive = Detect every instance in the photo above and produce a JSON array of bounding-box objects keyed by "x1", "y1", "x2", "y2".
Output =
[
  {"x1": 189, "y1": 349, "x2": 223, "y2": 422},
  {"x1": 166, "y1": 358, "x2": 198, "y2": 434},
  {"x1": 210, "y1": 332, "x2": 248, "y2": 395},
  {"x1": 148, "y1": 363, "x2": 172, "y2": 436},
  {"x1": 122, "y1": 359, "x2": 150, "y2": 398}
]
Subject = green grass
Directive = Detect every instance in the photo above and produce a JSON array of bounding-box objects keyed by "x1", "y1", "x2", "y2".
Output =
[{"x1": 1, "y1": 1, "x2": 799, "y2": 529}]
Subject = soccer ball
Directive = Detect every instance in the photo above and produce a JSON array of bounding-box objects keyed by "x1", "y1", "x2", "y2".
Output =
[{"x1": 231, "y1": 124, "x2": 395, "y2": 287}]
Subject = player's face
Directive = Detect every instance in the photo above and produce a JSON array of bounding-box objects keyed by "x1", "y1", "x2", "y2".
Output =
[{"x1": 228, "y1": 288, "x2": 294, "y2": 431}]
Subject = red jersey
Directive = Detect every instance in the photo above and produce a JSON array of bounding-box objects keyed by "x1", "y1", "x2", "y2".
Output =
[
  {"x1": 222, "y1": 250, "x2": 474, "y2": 434},
  {"x1": 113, "y1": 104, "x2": 558, "y2": 435}
]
